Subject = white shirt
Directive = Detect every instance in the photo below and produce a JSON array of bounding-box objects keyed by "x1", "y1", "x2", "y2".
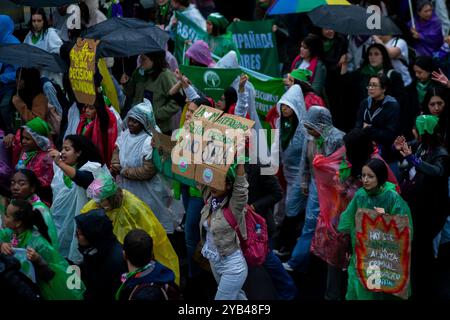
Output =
[{"x1": 386, "y1": 37, "x2": 412, "y2": 86}]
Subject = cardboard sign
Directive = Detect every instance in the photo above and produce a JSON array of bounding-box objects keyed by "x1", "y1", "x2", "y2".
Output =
[
  {"x1": 151, "y1": 130, "x2": 176, "y2": 158},
  {"x1": 355, "y1": 208, "x2": 412, "y2": 299},
  {"x1": 69, "y1": 38, "x2": 99, "y2": 105},
  {"x1": 171, "y1": 105, "x2": 254, "y2": 191}
]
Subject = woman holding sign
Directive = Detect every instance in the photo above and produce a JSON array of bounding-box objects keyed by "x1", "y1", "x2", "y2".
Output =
[{"x1": 338, "y1": 158, "x2": 413, "y2": 300}]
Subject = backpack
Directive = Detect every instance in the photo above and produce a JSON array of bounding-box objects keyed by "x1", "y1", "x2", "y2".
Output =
[
  {"x1": 223, "y1": 204, "x2": 269, "y2": 267},
  {"x1": 129, "y1": 282, "x2": 183, "y2": 300}
]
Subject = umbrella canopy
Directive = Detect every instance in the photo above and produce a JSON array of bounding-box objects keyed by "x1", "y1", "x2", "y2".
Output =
[
  {"x1": 268, "y1": 0, "x2": 350, "y2": 15},
  {"x1": 81, "y1": 18, "x2": 170, "y2": 58},
  {"x1": 0, "y1": 43, "x2": 67, "y2": 73},
  {"x1": 9, "y1": 0, "x2": 77, "y2": 7},
  {"x1": 307, "y1": 5, "x2": 401, "y2": 35}
]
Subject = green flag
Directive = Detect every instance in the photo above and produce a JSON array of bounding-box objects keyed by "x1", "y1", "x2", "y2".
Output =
[
  {"x1": 174, "y1": 11, "x2": 208, "y2": 65},
  {"x1": 247, "y1": 75, "x2": 285, "y2": 118},
  {"x1": 180, "y1": 65, "x2": 241, "y2": 102},
  {"x1": 228, "y1": 20, "x2": 280, "y2": 77}
]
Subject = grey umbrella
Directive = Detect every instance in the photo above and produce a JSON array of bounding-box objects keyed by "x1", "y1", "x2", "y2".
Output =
[
  {"x1": 0, "y1": 43, "x2": 67, "y2": 73},
  {"x1": 81, "y1": 17, "x2": 170, "y2": 58},
  {"x1": 9, "y1": 0, "x2": 77, "y2": 7},
  {"x1": 308, "y1": 5, "x2": 402, "y2": 35}
]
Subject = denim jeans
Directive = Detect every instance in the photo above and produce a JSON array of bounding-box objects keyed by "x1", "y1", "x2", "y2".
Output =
[
  {"x1": 285, "y1": 180, "x2": 307, "y2": 217},
  {"x1": 287, "y1": 179, "x2": 320, "y2": 271},
  {"x1": 210, "y1": 250, "x2": 248, "y2": 300},
  {"x1": 264, "y1": 250, "x2": 297, "y2": 300},
  {"x1": 181, "y1": 185, "x2": 204, "y2": 277}
]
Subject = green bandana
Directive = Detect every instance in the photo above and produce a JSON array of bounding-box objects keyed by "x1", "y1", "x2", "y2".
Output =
[
  {"x1": 361, "y1": 64, "x2": 383, "y2": 76},
  {"x1": 416, "y1": 80, "x2": 431, "y2": 104},
  {"x1": 159, "y1": 2, "x2": 170, "y2": 17},
  {"x1": 21, "y1": 151, "x2": 38, "y2": 166},
  {"x1": 31, "y1": 31, "x2": 43, "y2": 44},
  {"x1": 63, "y1": 164, "x2": 77, "y2": 189},
  {"x1": 416, "y1": 114, "x2": 439, "y2": 136},
  {"x1": 25, "y1": 117, "x2": 51, "y2": 137},
  {"x1": 290, "y1": 68, "x2": 312, "y2": 84},
  {"x1": 86, "y1": 172, "x2": 118, "y2": 202},
  {"x1": 323, "y1": 39, "x2": 334, "y2": 53},
  {"x1": 207, "y1": 12, "x2": 229, "y2": 30},
  {"x1": 338, "y1": 155, "x2": 352, "y2": 182}
]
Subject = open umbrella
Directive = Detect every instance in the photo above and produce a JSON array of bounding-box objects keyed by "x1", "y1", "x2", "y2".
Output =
[
  {"x1": 0, "y1": 43, "x2": 67, "y2": 73},
  {"x1": 268, "y1": 0, "x2": 350, "y2": 15},
  {"x1": 9, "y1": 0, "x2": 78, "y2": 7},
  {"x1": 81, "y1": 18, "x2": 170, "y2": 58},
  {"x1": 308, "y1": 5, "x2": 401, "y2": 35}
]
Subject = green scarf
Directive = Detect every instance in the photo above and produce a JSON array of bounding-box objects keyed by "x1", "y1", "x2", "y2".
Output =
[
  {"x1": 416, "y1": 80, "x2": 431, "y2": 104},
  {"x1": 323, "y1": 39, "x2": 334, "y2": 53},
  {"x1": 280, "y1": 116, "x2": 298, "y2": 151},
  {"x1": 63, "y1": 164, "x2": 77, "y2": 189},
  {"x1": 338, "y1": 155, "x2": 352, "y2": 182},
  {"x1": 31, "y1": 31, "x2": 43, "y2": 44},
  {"x1": 159, "y1": 2, "x2": 170, "y2": 18},
  {"x1": 81, "y1": 118, "x2": 93, "y2": 136},
  {"x1": 360, "y1": 64, "x2": 383, "y2": 76},
  {"x1": 115, "y1": 261, "x2": 156, "y2": 300},
  {"x1": 15, "y1": 229, "x2": 33, "y2": 248},
  {"x1": 21, "y1": 151, "x2": 38, "y2": 166}
]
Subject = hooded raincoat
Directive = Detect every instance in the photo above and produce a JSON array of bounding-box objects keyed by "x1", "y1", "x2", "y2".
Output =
[{"x1": 338, "y1": 182, "x2": 413, "y2": 300}]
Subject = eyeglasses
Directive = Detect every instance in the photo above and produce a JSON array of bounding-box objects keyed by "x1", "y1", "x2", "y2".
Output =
[{"x1": 367, "y1": 83, "x2": 381, "y2": 89}]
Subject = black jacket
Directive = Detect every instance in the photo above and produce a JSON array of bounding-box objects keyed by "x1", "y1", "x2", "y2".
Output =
[
  {"x1": 245, "y1": 163, "x2": 283, "y2": 237},
  {"x1": 75, "y1": 210, "x2": 127, "y2": 301},
  {"x1": 355, "y1": 95, "x2": 401, "y2": 162}
]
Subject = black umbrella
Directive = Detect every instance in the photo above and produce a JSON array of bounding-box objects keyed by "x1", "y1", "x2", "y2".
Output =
[
  {"x1": 0, "y1": 44, "x2": 67, "y2": 73},
  {"x1": 81, "y1": 17, "x2": 170, "y2": 58},
  {"x1": 9, "y1": 0, "x2": 77, "y2": 7},
  {"x1": 308, "y1": 5, "x2": 401, "y2": 35}
]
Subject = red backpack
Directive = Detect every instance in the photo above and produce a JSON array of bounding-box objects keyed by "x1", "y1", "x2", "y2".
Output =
[{"x1": 223, "y1": 205, "x2": 269, "y2": 267}]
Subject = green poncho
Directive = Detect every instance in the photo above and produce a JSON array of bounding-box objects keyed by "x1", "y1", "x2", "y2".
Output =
[
  {"x1": 0, "y1": 229, "x2": 85, "y2": 300},
  {"x1": 338, "y1": 182, "x2": 413, "y2": 300},
  {"x1": 208, "y1": 32, "x2": 239, "y2": 59}
]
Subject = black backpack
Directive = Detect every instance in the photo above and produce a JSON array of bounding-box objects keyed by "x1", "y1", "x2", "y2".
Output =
[{"x1": 129, "y1": 282, "x2": 183, "y2": 301}]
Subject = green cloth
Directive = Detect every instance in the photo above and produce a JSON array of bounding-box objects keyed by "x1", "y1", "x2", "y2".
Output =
[
  {"x1": 291, "y1": 68, "x2": 312, "y2": 83},
  {"x1": 323, "y1": 39, "x2": 334, "y2": 53},
  {"x1": 30, "y1": 196, "x2": 59, "y2": 250},
  {"x1": 123, "y1": 69, "x2": 178, "y2": 133},
  {"x1": 280, "y1": 116, "x2": 298, "y2": 150},
  {"x1": 416, "y1": 114, "x2": 439, "y2": 136},
  {"x1": 86, "y1": 172, "x2": 118, "y2": 202},
  {"x1": 360, "y1": 64, "x2": 383, "y2": 76},
  {"x1": 337, "y1": 182, "x2": 413, "y2": 300},
  {"x1": 25, "y1": 117, "x2": 51, "y2": 137},
  {"x1": 0, "y1": 229, "x2": 85, "y2": 299},
  {"x1": 207, "y1": 12, "x2": 229, "y2": 30},
  {"x1": 21, "y1": 151, "x2": 37, "y2": 166},
  {"x1": 31, "y1": 31, "x2": 42, "y2": 44},
  {"x1": 208, "y1": 32, "x2": 239, "y2": 59},
  {"x1": 416, "y1": 80, "x2": 432, "y2": 104}
]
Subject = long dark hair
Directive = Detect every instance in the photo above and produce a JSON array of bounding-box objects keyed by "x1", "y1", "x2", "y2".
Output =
[
  {"x1": 143, "y1": 51, "x2": 168, "y2": 80},
  {"x1": 363, "y1": 43, "x2": 394, "y2": 71},
  {"x1": 17, "y1": 68, "x2": 43, "y2": 109},
  {"x1": 9, "y1": 199, "x2": 52, "y2": 245},
  {"x1": 344, "y1": 128, "x2": 375, "y2": 178},
  {"x1": 64, "y1": 135, "x2": 104, "y2": 168},
  {"x1": 422, "y1": 86, "x2": 449, "y2": 147},
  {"x1": 28, "y1": 8, "x2": 50, "y2": 35},
  {"x1": 224, "y1": 87, "x2": 237, "y2": 113},
  {"x1": 92, "y1": 92, "x2": 110, "y2": 134},
  {"x1": 302, "y1": 34, "x2": 324, "y2": 60},
  {"x1": 364, "y1": 158, "x2": 388, "y2": 186}
]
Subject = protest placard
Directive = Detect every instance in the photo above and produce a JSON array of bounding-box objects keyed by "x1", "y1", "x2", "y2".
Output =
[
  {"x1": 69, "y1": 38, "x2": 99, "y2": 105},
  {"x1": 355, "y1": 208, "x2": 412, "y2": 299}
]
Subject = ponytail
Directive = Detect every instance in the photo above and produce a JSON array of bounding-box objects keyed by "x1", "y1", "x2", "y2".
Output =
[{"x1": 9, "y1": 200, "x2": 52, "y2": 245}]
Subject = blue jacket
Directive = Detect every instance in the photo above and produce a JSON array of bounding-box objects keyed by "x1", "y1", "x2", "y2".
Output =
[{"x1": 0, "y1": 15, "x2": 19, "y2": 93}]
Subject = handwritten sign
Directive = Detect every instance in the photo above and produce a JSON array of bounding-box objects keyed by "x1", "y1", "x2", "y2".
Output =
[
  {"x1": 355, "y1": 209, "x2": 411, "y2": 299},
  {"x1": 171, "y1": 105, "x2": 254, "y2": 190},
  {"x1": 69, "y1": 38, "x2": 99, "y2": 105}
]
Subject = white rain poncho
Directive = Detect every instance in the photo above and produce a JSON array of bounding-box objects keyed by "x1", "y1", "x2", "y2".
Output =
[
  {"x1": 51, "y1": 161, "x2": 101, "y2": 264},
  {"x1": 116, "y1": 99, "x2": 183, "y2": 233}
]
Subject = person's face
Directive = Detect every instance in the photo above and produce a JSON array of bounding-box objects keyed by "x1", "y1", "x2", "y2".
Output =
[
  {"x1": 171, "y1": 0, "x2": 181, "y2": 9},
  {"x1": 31, "y1": 14, "x2": 44, "y2": 33},
  {"x1": 428, "y1": 96, "x2": 446, "y2": 116},
  {"x1": 84, "y1": 105, "x2": 97, "y2": 120},
  {"x1": 300, "y1": 42, "x2": 311, "y2": 60},
  {"x1": 367, "y1": 78, "x2": 385, "y2": 99},
  {"x1": 322, "y1": 28, "x2": 335, "y2": 39},
  {"x1": 413, "y1": 65, "x2": 430, "y2": 82},
  {"x1": 57, "y1": 5, "x2": 68, "y2": 16},
  {"x1": 216, "y1": 95, "x2": 227, "y2": 111},
  {"x1": 368, "y1": 47, "x2": 383, "y2": 68},
  {"x1": 284, "y1": 74, "x2": 295, "y2": 88},
  {"x1": 75, "y1": 228, "x2": 90, "y2": 248},
  {"x1": 21, "y1": 130, "x2": 38, "y2": 152},
  {"x1": 11, "y1": 172, "x2": 34, "y2": 200},
  {"x1": 61, "y1": 139, "x2": 81, "y2": 166},
  {"x1": 140, "y1": 54, "x2": 154, "y2": 70},
  {"x1": 206, "y1": 20, "x2": 213, "y2": 35},
  {"x1": 379, "y1": 35, "x2": 392, "y2": 43},
  {"x1": 100, "y1": 199, "x2": 113, "y2": 211},
  {"x1": 127, "y1": 117, "x2": 143, "y2": 134},
  {"x1": 3, "y1": 204, "x2": 20, "y2": 230},
  {"x1": 281, "y1": 104, "x2": 294, "y2": 118},
  {"x1": 418, "y1": 4, "x2": 433, "y2": 21},
  {"x1": 361, "y1": 165, "x2": 378, "y2": 191},
  {"x1": 185, "y1": 102, "x2": 199, "y2": 122}
]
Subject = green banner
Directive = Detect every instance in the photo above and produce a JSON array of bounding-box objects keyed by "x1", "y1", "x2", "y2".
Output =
[
  {"x1": 174, "y1": 11, "x2": 208, "y2": 65},
  {"x1": 179, "y1": 65, "x2": 241, "y2": 102},
  {"x1": 247, "y1": 75, "x2": 285, "y2": 118},
  {"x1": 228, "y1": 20, "x2": 280, "y2": 78}
]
